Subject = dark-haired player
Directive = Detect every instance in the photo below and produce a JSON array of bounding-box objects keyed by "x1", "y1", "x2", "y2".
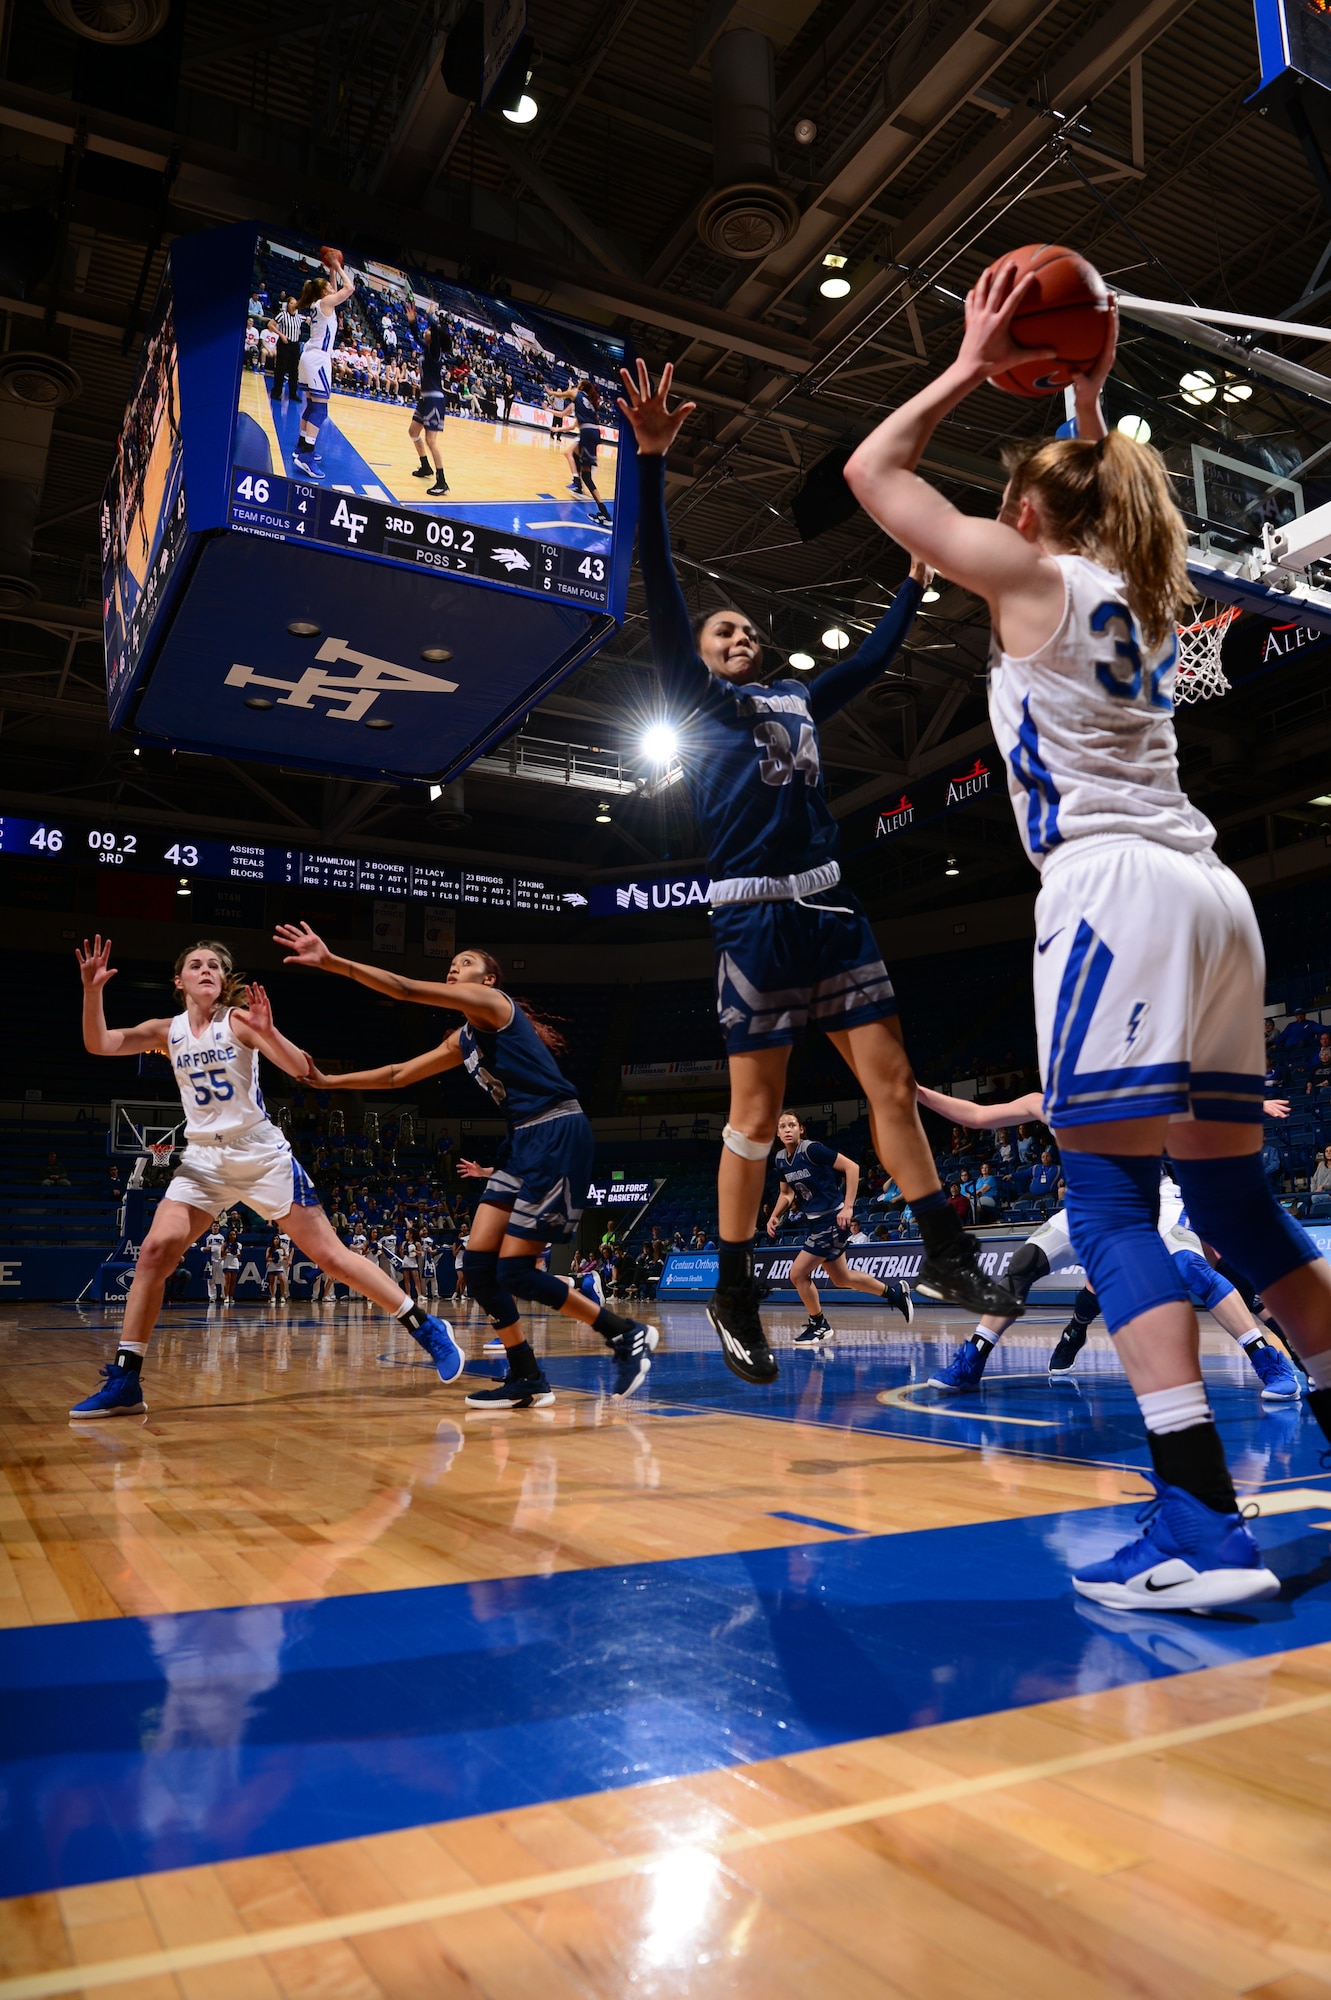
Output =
[{"x1": 405, "y1": 294, "x2": 450, "y2": 497}]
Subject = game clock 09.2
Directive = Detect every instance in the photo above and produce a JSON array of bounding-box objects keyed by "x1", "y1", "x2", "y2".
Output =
[{"x1": 229, "y1": 471, "x2": 611, "y2": 607}]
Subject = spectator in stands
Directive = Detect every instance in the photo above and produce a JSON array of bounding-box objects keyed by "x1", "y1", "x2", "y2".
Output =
[
  {"x1": 1016, "y1": 1124, "x2": 1037, "y2": 1163},
  {"x1": 973, "y1": 1165, "x2": 999, "y2": 1220},
  {"x1": 1265, "y1": 1017, "x2": 1278, "y2": 1058},
  {"x1": 946, "y1": 1182, "x2": 970, "y2": 1222},
  {"x1": 1311, "y1": 1145, "x2": 1331, "y2": 1218},
  {"x1": 690, "y1": 1225, "x2": 706, "y2": 1251},
  {"x1": 502, "y1": 372, "x2": 516, "y2": 421},
  {"x1": 1278, "y1": 1008, "x2": 1321, "y2": 1050},
  {"x1": 1030, "y1": 1148, "x2": 1060, "y2": 1205},
  {"x1": 994, "y1": 1128, "x2": 1015, "y2": 1168},
  {"x1": 877, "y1": 1176, "x2": 905, "y2": 1212},
  {"x1": 1317, "y1": 1032, "x2": 1331, "y2": 1082},
  {"x1": 107, "y1": 1163, "x2": 123, "y2": 1199},
  {"x1": 41, "y1": 1150, "x2": 70, "y2": 1186}
]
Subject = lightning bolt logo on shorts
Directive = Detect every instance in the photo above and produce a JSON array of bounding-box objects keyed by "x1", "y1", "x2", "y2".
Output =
[{"x1": 1125, "y1": 1000, "x2": 1150, "y2": 1050}]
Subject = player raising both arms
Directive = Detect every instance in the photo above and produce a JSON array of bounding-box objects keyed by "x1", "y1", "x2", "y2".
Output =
[
  {"x1": 274, "y1": 925, "x2": 658, "y2": 1404},
  {"x1": 617, "y1": 358, "x2": 1022, "y2": 1388},
  {"x1": 292, "y1": 248, "x2": 355, "y2": 481},
  {"x1": 845, "y1": 263, "x2": 1331, "y2": 1610},
  {"x1": 70, "y1": 938, "x2": 463, "y2": 1417},
  {"x1": 551, "y1": 380, "x2": 612, "y2": 527},
  {"x1": 767, "y1": 1112, "x2": 913, "y2": 1343}
]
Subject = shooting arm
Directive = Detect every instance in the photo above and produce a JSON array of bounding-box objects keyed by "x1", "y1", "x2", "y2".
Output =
[{"x1": 915, "y1": 1085, "x2": 1045, "y2": 1129}]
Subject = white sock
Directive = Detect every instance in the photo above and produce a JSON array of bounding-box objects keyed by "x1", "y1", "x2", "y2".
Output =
[
  {"x1": 1305, "y1": 1349, "x2": 1331, "y2": 1391},
  {"x1": 1138, "y1": 1381, "x2": 1211, "y2": 1433},
  {"x1": 975, "y1": 1325, "x2": 1006, "y2": 1349},
  {"x1": 117, "y1": 1339, "x2": 148, "y2": 1357},
  {"x1": 393, "y1": 1294, "x2": 418, "y2": 1319},
  {"x1": 1237, "y1": 1329, "x2": 1265, "y2": 1348}
]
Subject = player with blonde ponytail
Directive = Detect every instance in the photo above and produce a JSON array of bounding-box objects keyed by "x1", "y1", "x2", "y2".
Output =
[{"x1": 845, "y1": 256, "x2": 1331, "y2": 1614}]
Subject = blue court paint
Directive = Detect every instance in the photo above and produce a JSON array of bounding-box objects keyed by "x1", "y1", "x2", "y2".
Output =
[
  {"x1": 2, "y1": 1498, "x2": 1329, "y2": 1898},
  {"x1": 767, "y1": 1510, "x2": 859, "y2": 1534}
]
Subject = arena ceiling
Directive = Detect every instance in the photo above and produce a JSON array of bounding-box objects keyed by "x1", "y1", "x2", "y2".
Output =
[{"x1": 5, "y1": 0, "x2": 1331, "y2": 928}]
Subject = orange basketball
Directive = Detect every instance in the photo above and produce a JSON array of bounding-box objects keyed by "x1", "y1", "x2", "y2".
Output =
[
  {"x1": 985, "y1": 243, "x2": 1109, "y2": 398},
  {"x1": 319, "y1": 245, "x2": 344, "y2": 270}
]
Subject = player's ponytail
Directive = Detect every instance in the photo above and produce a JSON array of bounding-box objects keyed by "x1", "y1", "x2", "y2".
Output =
[
  {"x1": 462, "y1": 949, "x2": 570, "y2": 1057},
  {"x1": 296, "y1": 276, "x2": 329, "y2": 311},
  {"x1": 172, "y1": 939, "x2": 248, "y2": 1009},
  {"x1": 1001, "y1": 431, "x2": 1193, "y2": 650}
]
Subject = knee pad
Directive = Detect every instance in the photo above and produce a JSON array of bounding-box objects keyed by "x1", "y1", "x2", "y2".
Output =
[
  {"x1": 497, "y1": 1255, "x2": 569, "y2": 1311},
  {"x1": 1171, "y1": 1244, "x2": 1233, "y2": 1314},
  {"x1": 1170, "y1": 1154, "x2": 1319, "y2": 1294},
  {"x1": 722, "y1": 1123, "x2": 772, "y2": 1162},
  {"x1": 1005, "y1": 1241, "x2": 1051, "y2": 1304},
  {"x1": 1061, "y1": 1153, "x2": 1188, "y2": 1335},
  {"x1": 461, "y1": 1249, "x2": 518, "y2": 1327},
  {"x1": 304, "y1": 396, "x2": 329, "y2": 430}
]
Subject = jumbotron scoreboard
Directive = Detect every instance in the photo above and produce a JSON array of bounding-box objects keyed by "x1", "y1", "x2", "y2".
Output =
[{"x1": 101, "y1": 221, "x2": 636, "y2": 783}]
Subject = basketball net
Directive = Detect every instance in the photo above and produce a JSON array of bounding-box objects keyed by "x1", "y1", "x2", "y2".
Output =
[
  {"x1": 1174, "y1": 600, "x2": 1237, "y2": 704},
  {"x1": 128, "y1": 1138, "x2": 176, "y2": 1191}
]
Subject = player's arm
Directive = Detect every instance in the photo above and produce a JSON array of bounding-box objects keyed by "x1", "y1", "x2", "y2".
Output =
[
  {"x1": 231, "y1": 985, "x2": 311, "y2": 1080},
  {"x1": 307, "y1": 1036, "x2": 464, "y2": 1091},
  {"x1": 76, "y1": 936, "x2": 171, "y2": 1057},
  {"x1": 916, "y1": 1084, "x2": 1046, "y2": 1128},
  {"x1": 833, "y1": 1154, "x2": 861, "y2": 1227},
  {"x1": 617, "y1": 362, "x2": 709, "y2": 704},
  {"x1": 808, "y1": 560, "x2": 930, "y2": 724},
  {"x1": 766, "y1": 1186, "x2": 794, "y2": 1238},
  {"x1": 1264, "y1": 1098, "x2": 1290, "y2": 1119},
  {"x1": 275, "y1": 922, "x2": 460, "y2": 1008}
]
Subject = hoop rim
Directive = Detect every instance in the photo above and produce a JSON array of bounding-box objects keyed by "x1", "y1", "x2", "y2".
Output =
[{"x1": 1177, "y1": 604, "x2": 1241, "y2": 636}]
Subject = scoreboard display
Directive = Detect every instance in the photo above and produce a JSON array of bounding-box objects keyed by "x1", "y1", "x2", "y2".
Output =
[
  {"x1": 0, "y1": 815, "x2": 581, "y2": 915},
  {"x1": 1252, "y1": 0, "x2": 1331, "y2": 98}
]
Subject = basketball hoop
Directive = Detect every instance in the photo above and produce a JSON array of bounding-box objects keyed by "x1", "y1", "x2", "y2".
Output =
[
  {"x1": 1174, "y1": 600, "x2": 1238, "y2": 704},
  {"x1": 128, "y1": 1137, "x2": 177, "y2": 1191}
]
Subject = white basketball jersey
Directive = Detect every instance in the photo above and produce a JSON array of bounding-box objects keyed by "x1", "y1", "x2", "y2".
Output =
[
  {"x1": 168, "y1": 1007, "x2": 268, "y2": 1140},
  {"x1": 987, "y1": 553, "x2": 1215, "y2": 868},
  {"x1": 309, "y1": 297, "x2": 336, "y2": 356},
  {"x1": 205, "y1": 1231, "x2": 225, "y2": 1268}
]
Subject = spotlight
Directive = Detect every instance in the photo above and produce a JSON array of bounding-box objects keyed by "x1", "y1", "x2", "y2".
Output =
[
  {"x1": 176, "y1": 877, "x2": 191, "y2": 896},
  {"x1": 1179, "y1": 368, "x2": 1216, "y2": 405},
  {"x1": 1223, "y1": 378, "x2": 1253, "y2": 403},
  {"x1": 1116, "y1": 413, "x2": 1152, "y2": 442},
  {"x1": 789, "y1": 650, "x2": 816, "y2": 671},
  {"x1": 503, "y1": 93, "x2": 538, "y2": 123},
  {"x1": 641, "y1": 722, "x2": 678, "y2": 765},
  {"x1": 794, "y1": 117, "x2": 817, "y2": 145},
  {"x1": 944, "y1": 856, "x2": 959, "y2": 876},
  {"x1": 922, "y1": 584, "x2": 941, "y2": 604},
  {"x1": 428, "y1": 783, "x2": 443, "y2": 800},
  {"x1": 820, "y1": 247, "x2": 850, "y2": 299},
  {"x1": 595, "y1": 802, "x2": 611, "y2": 823},
  {"x1": 822, "y1": 625, "x2": 850, "y2": 651}
]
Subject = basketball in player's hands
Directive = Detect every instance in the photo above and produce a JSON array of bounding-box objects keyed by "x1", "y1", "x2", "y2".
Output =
[
  {"x1": 319, "y1": 245, "x2": 344, "y2": 272},
  {"x1": 984, "y1": 244, "x2": 1110, "y2": 398}
]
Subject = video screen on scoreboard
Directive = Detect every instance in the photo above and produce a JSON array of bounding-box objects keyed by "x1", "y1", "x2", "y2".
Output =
[
  {"x1": 100, "y1": 274, "x2": 187, "y2": 726},
  {"x1": 229, "y1": 231, "x2": 626, "y2": 610},
  {"x1": 1286, "y1": 0, "x2": 1331, "y2": 94}
]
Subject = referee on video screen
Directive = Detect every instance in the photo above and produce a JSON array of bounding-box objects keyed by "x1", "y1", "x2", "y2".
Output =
[{"x1": 269, "y1": 297, "x2": 305, "y2": 406}]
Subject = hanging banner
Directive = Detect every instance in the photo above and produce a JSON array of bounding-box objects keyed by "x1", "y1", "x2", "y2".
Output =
[
  {"x1": 422, "y1": 906, "x2": 456, "y2": 957},
  {"x1": 874, "y1": 752, "x2": 996, "y2": 841}
]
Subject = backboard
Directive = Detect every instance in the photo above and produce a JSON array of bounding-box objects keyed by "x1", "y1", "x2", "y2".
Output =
[{"x1": 110, "y1": 1099, "x2": 186, "y2": 1157}]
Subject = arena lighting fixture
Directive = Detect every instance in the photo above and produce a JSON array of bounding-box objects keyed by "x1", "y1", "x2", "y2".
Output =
[
  {"x1": 1223, "y1": 378, "x2": 1254, "y2": 403},
  {"x1": 1116, "y1": 413, "x2": 1152, "y2": 443},
  {"x1": 503, "y1": 93, "x2": 538, "y2": 123},
  {"x1": 921, "y1": 584, "x2": 941, "y2": 603},
  {"x1": 794, "y1": 117, "x2": 817, "y2": 145},
  {"x1": 428, "y1": 783, "x2": 443, "y2": 800},
  {"x1": 641, "y1": 722, "x2": 679, "y2": 764},
  {"x1": 595, "y1": 802, "x2": 612, "y2": 823},
  {"x1": 1179, "y1": 368, "x2": 1217, "y2": 405},
  {"x1": 1309, "y1": 794, "x2": 1331, "y2": 806},
  {"x1": 176, "y1": 877, "x2": 190, "y2": 896},
  {"x1": 789, "y1": 650, "x2": 816, "y2": 670},
  {"x1": 945, "y1": 856, "x2": 959, "y2": 876},
  {"x1": 819, "y1": 248, "x2": 851, "y2": 300},
  {"x1": 822, "y1": 625, "x2": 850, "y2": 650}
]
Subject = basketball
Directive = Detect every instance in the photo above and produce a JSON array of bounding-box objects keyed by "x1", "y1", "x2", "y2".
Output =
[
  {"x1": 984, "y1": 242, "x2": 1109, "y2": 398},
  {"x1": 319, "y1": 244, "x2": 344, "y2": 270}
]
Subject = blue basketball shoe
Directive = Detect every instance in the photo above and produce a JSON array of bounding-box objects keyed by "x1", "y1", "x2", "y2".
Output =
[
  {"x1": 1072, "y1": 1476, "x2": 1280, "y2": 1611},
  {"x1": 609, "y1": 1320, "x2": 658, "y2": 1397},
  {"x1": 1245, "y1": 1341, "x2": 1301, "y2": 1401},
  {"x1": 69, "y1": 1362, "x2": 147, "y2": 1418},
  {"x1": 928, "y1": 1337, "x2": 991, "y2": 1393},
  {"x1": 410, "y1": 1316, "x2": 464, "y2": 1384}
]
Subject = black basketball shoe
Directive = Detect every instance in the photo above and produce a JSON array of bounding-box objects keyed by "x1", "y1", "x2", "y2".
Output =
[
  {"x1": 1048, "y1": 1320, "x2": 1089, "y2": 1375},
  {"x1": 706, "y1": 1282, "x2": 778, "y2": 1385},
  {"x1": 916, "y1": 1235, "x2": 1023, "y2": 1318}
]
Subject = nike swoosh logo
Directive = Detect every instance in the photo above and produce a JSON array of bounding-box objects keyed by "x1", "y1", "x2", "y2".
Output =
[
  {"x1": 1142, "y1": 1572, "x2": 1187, "y2": 1592},
  {"x1": 1037, "y1": 928, "x2": 1065, "y2": 954}
]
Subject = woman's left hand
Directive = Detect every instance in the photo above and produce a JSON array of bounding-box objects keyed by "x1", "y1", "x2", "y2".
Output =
[{"x1": 837, "y1": 1206, "x2": 855, "y2": 1232}]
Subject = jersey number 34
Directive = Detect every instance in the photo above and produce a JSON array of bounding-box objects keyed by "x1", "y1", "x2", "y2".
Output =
[{"x1": 753, "y1": 720, "x2": 821, "y2": 788}]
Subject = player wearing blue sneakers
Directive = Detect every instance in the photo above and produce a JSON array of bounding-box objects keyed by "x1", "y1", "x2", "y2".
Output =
[
  {"x1": 618, "y1": 359, "x2": 1022, "y2": 1391},
  {"x1": 70, "y1": 936, "x2": 462, "y2": 1419},
  {"x1": 767, "y1": 1111, "x2": 914, "y2": 1342},
  {"x1": 848, "y1": 263, "x2": 1331, "y2": 1611},
  {"x1": 278, "y1": 928, "x2": 657, "y2": 1402}
]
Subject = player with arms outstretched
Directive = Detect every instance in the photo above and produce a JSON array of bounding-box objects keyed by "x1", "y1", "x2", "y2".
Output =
[
  {"x1": 70, "y1": 937, "x2": 463, "y2": 1416},
  {"x1": 293, "y1": 248, "x2": 355, "y2": 481},
  {"x1": 275, "y1": 925, "x2": 658, "y2": 1403},
  {"x1": 767, "y1": 1112, "x2": 913, "y2": 1343},
  {"x1": 845, "y1": 263, "x2": 1331, "y2": 1610},
  {"x1": 617, "y1": 358, "x2": 1022, "y2": 1389}
]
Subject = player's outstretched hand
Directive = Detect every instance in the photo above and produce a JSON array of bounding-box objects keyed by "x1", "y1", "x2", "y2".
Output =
[
  {"x1": 304, "y1": 1062, "x2": 338, "y2": 1088},
  {"x1": 275, "y1": 921, "x2": 332, "y2": 968},
  {"x1": 958, "y1": 260, "x2": 1056, "y2": 383},
  {"x1": 241, "y1": 984, "x2": 273, "y2": 1036},
  {"x1": 456, "y1": 1157, "x2": 492, "y2": 1180},
  {"x1": 76, "y1": 935, "x2": 117, "y2": 990},
  {"x1": 1263, "y1": 1098, "x2": 1290, "y2": 1119},
  {"x1": 616, "y1": 358, "x2": 696, "y2": 457},
  {"x1": 1076, "y1": 291, "x2": 1119, "y2": 402},
  {"x1": 908, "y1": 555, "x2": 935, "y2": 591}
]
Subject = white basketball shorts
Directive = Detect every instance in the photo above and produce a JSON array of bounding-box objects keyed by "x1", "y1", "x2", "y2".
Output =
[
  {"x1": 167, "y1": 1128, "x2": 319, "y2": 1223},
  {"x1": 297, "y1": 348, "x2": 330, "y2": 395},
  {"x1": 1033, "y1": 835, "x2": 1265, "y2": 1130}
]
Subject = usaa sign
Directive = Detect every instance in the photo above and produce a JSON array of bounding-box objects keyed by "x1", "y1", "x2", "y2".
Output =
[{"x1": 588, "y1": 873, "x2": 713, "y2": 916}]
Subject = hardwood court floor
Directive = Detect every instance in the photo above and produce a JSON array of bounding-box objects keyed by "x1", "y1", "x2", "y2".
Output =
[{"x1": 2, "y1": 1298, "x2": 1330, "y2": 1998}]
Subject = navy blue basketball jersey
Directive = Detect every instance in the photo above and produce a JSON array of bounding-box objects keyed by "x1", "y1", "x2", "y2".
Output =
[
  {"x1": 458, "y1": 999, "x2": 577, "y2": 1127},
  {"x1": 637, "y1": 456, "x2": 922, "y2": 883},
  {"x1": 574, "y1": 387, "x2": 599, "y2": 430},
  {"x1": 418, "y1": 321, "x2": 448, "y2": 395},
  {"x1": 775, "y1": 1139, "x2": 843, "y2": 1216}
]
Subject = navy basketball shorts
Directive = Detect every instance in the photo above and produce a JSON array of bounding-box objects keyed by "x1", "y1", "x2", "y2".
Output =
[
  {"x1": 800, "y1": 1211, "x2": 854, "y2": 1260},
  {"x1": 576, "y1": 426, "x2": 600, "y2": 467},
  {"x1": 711, "y1": 892, "x2": 897, "y2": 1055},
  {"x1": 412, "y1": 391, "x2": 447, "y2": 432},
  {"x1": 477, "y1": 1110, "x2": 594, "y2": 1243}
]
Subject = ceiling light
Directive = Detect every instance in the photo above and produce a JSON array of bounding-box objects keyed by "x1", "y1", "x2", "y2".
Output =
[
  {"x1": 1116, "y1": 413, "x2": 1152, "y2": 443},
  {"x1": 595, "y1": 803, "x2": 611, "y2": 823},
  {"x1": 794, "y1": 117, "x2": 817, "y2": 145},
  {"x1": 1309, "y1": 794, "x2": 1331, "y2": 806},
  {"x1": 822, "y1": 625, "x2": 850, "y2": 651},
  {"x1": 1223, "y1": 378, "x2": 1253, "y2": 402},
  {"x1": 922, "y1": 584, "x2": 941, "y2": 603},
  {"x1": 820, "y1": 247, "x2": 850, "y2": 299},
  {"x1": 1179, "y1": 368, "x2": 1217, "y2": 405},
  {"x1": 176, "y1": 877, "x2": 191, "y2": 896},
  {"x1": 641, "y1": 722, "x2": 678, "y2": 764},
  {"x1": 789, "y1": 650, "x2": 816, "y2": 671},
  {"x1": 945, "y1": 856, "x2": 959, "y2": 877},
  {"x1": 503, "y1": 94, "x2": 538, "y2": 123}
]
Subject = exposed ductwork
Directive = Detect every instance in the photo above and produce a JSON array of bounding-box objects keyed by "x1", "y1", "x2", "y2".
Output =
[
  {"x1": 42, "y1": 0, "x2": 169, "y2": 43},
  {"x1": 698, "y1": 27, "x2": 800, "y2": 260},
  {"x1": 0, "y1": 352, "x2": 81, "y2": 611}
]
